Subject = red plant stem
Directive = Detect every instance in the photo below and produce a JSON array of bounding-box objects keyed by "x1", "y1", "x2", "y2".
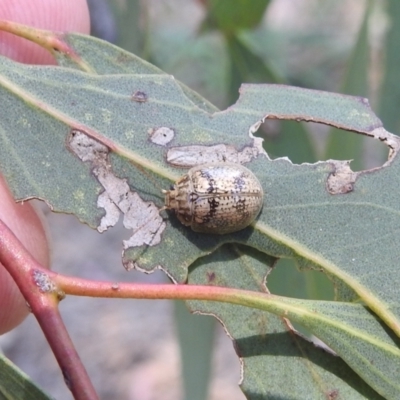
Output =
[
  {"x1": 55, "y1": 273, "x2": 253, "y2": 304},
  {"x1": 0, "y1": 219, "x2": 98, "y2": 400},
  {"x1": 34, "y1": 297, "x2": 98, "y2": 400}
]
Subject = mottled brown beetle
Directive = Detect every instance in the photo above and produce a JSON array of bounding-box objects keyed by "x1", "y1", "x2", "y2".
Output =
[{"x1": 163, "y1": 162, "x2": 264, "y2": 234}]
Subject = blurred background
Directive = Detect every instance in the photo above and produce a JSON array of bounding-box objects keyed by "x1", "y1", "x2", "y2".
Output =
[{"x1": 1, "y1": 0, "x2": 398, "y2": 399}]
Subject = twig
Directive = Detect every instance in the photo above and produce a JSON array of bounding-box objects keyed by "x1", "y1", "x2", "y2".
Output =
[{"x1": 0, "y1": 219, "x2": 98, "y2": 400}]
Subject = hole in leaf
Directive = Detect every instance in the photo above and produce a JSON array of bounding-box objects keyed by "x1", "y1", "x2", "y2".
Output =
[
  {"x1": 267, "y1": 258, "x2": 334, "y2": 339},
  {"x1": 254, "y1": 119, "x2": 388, "y2": 171},
  {"x1": 267, "y1": 258, "x2": 334, "y2": 301}
]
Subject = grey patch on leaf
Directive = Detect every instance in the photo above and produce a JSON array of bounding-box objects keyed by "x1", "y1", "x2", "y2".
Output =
[
  {"x1": 68, "y1": 130, "x2": 109, "y2": 163},
  {"x1": 165, "y1": 115, "x2": 267, "y2": 167},
  {"x1": 249, "y1": 116, "x2": 269, "y2": 157},
  {"x1": 148, "y1": 127, "x2": 174, "y2": 146},
  {"x1": 326, "y1": 161, "x2": 357, "y2": 195},
  {"x1": 326, "y1": 128, "x2": 400, "y2": 194},
  {"x1": 68, "y1": 130, "x2": 165, "y2": 248},
  {"x1": 166, "y1": 144, "x2": 259, "y2": 167}
]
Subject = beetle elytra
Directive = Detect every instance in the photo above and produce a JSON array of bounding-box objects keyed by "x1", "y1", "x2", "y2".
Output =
[{"x1": 163, "y1": 162, "x2": 263, "y2": 234}]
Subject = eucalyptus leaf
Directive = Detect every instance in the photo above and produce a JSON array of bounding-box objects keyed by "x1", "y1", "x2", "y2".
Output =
[
  {"x1": 0, "y1": 354, "x2": 52, "y2": 400},
  {"x1": 0, "y1": 41, "x2": 399, "y2": 326},
  {"x1": 188, "y1": 245, "x2": 389, "y2": 399}
]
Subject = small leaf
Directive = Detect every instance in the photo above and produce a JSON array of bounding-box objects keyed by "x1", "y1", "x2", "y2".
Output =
[{"x1": 0, "y1": 354, "x2": 52, "y2": 400}]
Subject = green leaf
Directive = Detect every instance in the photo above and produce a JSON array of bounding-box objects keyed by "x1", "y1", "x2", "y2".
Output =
[
  {"x1": 59, "y1": 34, "x2": 218, "y2": 113},
  {"x1": 0, "y1": 39, "x2": 399, "y2": 331},
  {"x1": 0, "y1": 36, "x2": 398, "y2": 321},
  {"x1": 174, "y1": 301, "x2": 215, "y2": 400},
  {"x1": 0, "y1": 354, "x2": 52, "y2": 400},
  {"x1": 201, "y1": 0, "x2": 270, "y2": 34},
  {"x1": 187, "y1": 245, "x2": 389, "y2": 399}
]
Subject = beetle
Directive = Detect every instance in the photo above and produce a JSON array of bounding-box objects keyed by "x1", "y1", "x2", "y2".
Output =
[{"x1": 163, "y1": 162, "x2": 263, "y2": 234}]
